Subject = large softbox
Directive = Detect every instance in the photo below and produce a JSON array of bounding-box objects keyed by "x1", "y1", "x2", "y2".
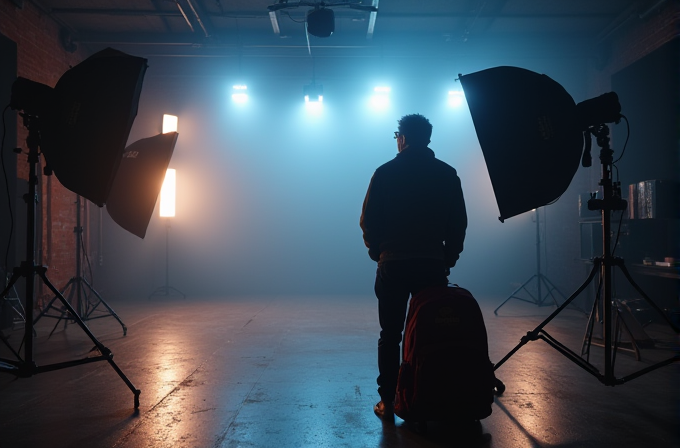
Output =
[
  {"x1": 10, "y1": 48, "x2": 148, "y2": 207},
  {"x1": 106, "y1": 132, "x2": 178, "y2": 239},
  {"x1": 459, "y1": 66, "x2": 584, "y2": 221}
]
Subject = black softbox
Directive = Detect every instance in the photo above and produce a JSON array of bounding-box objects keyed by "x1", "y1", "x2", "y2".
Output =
[
  {"x1": 459, "y1": 66, "x2": 584, "y2": 221},
  {"x1": 15, "y1": 48, "x2": 148, "y2": 207},
  {"x1": 106, "y1": 132, "x2": 178, "y2": 238}
]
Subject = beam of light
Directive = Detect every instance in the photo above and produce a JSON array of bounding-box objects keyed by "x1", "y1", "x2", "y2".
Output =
[
  {"x1": 162, "y1": 114, "x2": 178, "y2": 133},
  {"x1": 232, "y1": 84, "x2": 249, "y2": 104},
  {"x1": 159, "y1": 168, "x2": 176, "y2": 217}
]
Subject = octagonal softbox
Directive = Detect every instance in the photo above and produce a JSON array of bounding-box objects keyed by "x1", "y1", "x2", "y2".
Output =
[{"x1": 459, "y1": 66, "x2": 583, "y2": 221}]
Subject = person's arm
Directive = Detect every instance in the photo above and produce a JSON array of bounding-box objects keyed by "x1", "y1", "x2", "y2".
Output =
[
  {"x1": 444, "y1": 171, "x2": 467, "y2": 267},
  {"x1": 360, "y1": 172, "x2": 384, "y2": 262}
]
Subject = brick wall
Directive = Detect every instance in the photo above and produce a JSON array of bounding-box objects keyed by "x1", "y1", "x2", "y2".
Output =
[{"x1": 0, "y1": 1, "x2": 88, "y2": 302}]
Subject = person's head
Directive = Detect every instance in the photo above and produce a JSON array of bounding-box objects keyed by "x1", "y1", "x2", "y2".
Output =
[{"x1": 395, "y1": 114, "x2": 432, "y2": 152}]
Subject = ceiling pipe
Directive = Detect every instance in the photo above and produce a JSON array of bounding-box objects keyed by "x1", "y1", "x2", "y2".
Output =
[
  {"x1": 174, "y1": 1, "x2": 195, "y2": 33},
  {"x1": 185, "y1": 0, "x2": 211, "y2": 38},
  {"x1": 366, "y1": 0, "x2": 379, "y2": 39}
]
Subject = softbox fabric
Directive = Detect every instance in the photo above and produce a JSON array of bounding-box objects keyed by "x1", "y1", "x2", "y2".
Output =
[
  {"x1": 41, "y1": 48, "x2": 147, "y2": 207},
  {"x1": 106, "y1": 132, "x2": 178, "y2": 239},
  {"x1": 459, "y1": 66, "x2": 583, "y2": 221}
]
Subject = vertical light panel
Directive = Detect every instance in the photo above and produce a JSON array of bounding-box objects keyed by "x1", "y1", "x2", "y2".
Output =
[
  {"x1": 162, "y1": 114, "x2": 179, "y2": 134},
  {"x1": 159, "y1": 169, "x2": 176, "y2": 217}
]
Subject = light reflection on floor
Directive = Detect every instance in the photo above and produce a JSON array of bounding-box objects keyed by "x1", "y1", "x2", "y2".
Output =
[{"x1": 0, "y1": 295, "x2": 677, "y2": 448}]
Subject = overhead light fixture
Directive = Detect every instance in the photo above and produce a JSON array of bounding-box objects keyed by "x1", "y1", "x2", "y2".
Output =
[
  {"x1": 306, "y1": 7, "x2": 334, "y2": 38},
  {"x1": 231, "y1": 84, "x2": 249, "y2": 103},
  {"x1": 370, "y1": 86, "x2": 391, "y2": 109},
  {"x1": 304, "y1": 83, "x2": 323, "y2": 103},
  {"x1": 447, "y1": 90, "x2": 464, "y2": 107},
  {"x1": 459, "y1": 66, "x2": 620, "y2": 222}
]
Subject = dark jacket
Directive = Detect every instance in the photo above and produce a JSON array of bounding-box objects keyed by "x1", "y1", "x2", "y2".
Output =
[{"x1": 360, "y1": 145, "x2": 467, "y2": 267}]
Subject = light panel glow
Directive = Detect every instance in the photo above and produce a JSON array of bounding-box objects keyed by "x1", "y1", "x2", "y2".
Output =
[
  {"x1": 159, "y1": 168, "x2": 176, "y2": 218},
  {"x1": 448, "y1": 90, "x2": 465, "y2": 107},
  {"x1": 232, "y1": 84, "x2": 249, "y2": 103},
  {"x1": 162, "y1": 114, "x2": 178, "y2": 134},
  {"x1": 305, "y1": 99, "x2": 324, "y2": 115},
  {"x1": 370, "y1": 86, "x2": 391, "y2": 109}
]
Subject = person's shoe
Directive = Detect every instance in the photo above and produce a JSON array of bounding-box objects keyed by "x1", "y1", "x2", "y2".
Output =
[{"x1": 373, "y1": 400, "x2": 394, "y2": 421}]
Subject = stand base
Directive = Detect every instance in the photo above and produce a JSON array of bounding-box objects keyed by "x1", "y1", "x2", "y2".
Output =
[
  {"x1": 148, "y1": 285, "x2": 186, "y2": 299},
  {"x1": 494, "y1": 273, "x2": 568, "y2": 314},
  {"x1": 494, "y1": 256, "x2": 680, "y2": 387},
  {"x1": 0, "y1": 265, "x2": 140, "y2": 408},
  {"x1": 35, "y1": 277, "x2": 127, "y2": 336}
]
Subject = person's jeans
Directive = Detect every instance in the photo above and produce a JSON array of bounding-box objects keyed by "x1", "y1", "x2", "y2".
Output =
[{"x1": 374, "y1": 258, "x2": 448, "y2": 403}]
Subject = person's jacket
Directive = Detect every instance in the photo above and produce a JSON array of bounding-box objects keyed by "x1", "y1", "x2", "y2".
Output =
[{"x1": 360, "y1": 145, "x2": 467, "y2": 267}]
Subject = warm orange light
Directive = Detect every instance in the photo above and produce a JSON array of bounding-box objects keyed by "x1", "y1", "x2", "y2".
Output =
[
  {"x1": 159, "y1": 169, "x2": 176, "y2": 217},
  {"x1": 162, "y1": 114, "x2": 178, "y2": 134}
]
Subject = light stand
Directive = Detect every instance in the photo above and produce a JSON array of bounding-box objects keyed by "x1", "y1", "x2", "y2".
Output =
[
  {"x1": 34, "y1": 195, "x2": 127, "y2": 335},
  {"x1": 0, "y1": 116, "x2": 140, "y2": 408},
  {"x1": 494, "y1": 208, "x2": 569, "y2": 314},
  {"x1": 149, "y1": 168, "x2": 185, "y2": 299},
  {"x1": 148, "y1": 220, "x2": 185, "y2": 299},
  {"x1": 493, "y1": 124, "x2": 679, "y2": 385}
]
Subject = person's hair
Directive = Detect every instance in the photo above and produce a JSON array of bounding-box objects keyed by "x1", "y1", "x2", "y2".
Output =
[{"x1": 397, "y1": 114, "x2": 432, "y2": 147}]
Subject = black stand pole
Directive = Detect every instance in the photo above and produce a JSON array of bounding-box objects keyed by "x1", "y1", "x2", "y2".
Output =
[
  {"x1": 493, "y1": 124, "x2": 679, "y2": 386},
  {"x1": 148, "y1": 221, "x2": 185, "y2": 299},
  {"x1": 494, "y1": 208, "x2": 570, "y2": 314},
  {"x1": 0, "y1": 116, "x2": 140, "y2": 408},
  {"x1": 34, "y1": 195, "x2": 127, "y2": 335}
]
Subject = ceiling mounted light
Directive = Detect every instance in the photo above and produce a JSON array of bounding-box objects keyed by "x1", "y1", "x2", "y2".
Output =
[
  {"x1": 304, "y1": 83, "x2": 323, "y2": 103},
  {"x1": 306, "y1": 7, "x2": 334, "y2": 38},
  {"x1": 370, "y1": 86, "x2": 391, "y2": 109},
  {"x1": 231, "y1": 84, "x2": 249, "y2": 103},
  {"x1": 448, "y1": 90, "x2": 464, "y2": 107}
]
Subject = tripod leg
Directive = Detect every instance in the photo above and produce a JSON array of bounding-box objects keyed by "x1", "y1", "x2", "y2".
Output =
[
  {"x1": 495, "y1": 261, "x2": 600, "y2": 370},
  {"x1": 494, "y1": 275, "x2": 539, "y2": 314},
  {"x1": 537, "y1": 274, "x2": 561, "y2": 307},
  {"x1": 581, "y1": 289, "x2": 601, "y2": 361},
  {"x1": 33, "y1": 277, "x2": 76, "y2": 327},
  {"x1": 81, "y1": 278, "x2": 127, "y2": 336},
  {"x1": 616, "y1": 261, "x2": 680, "y2": 332},
  {"x1": 35, "y1": 268, "x2": 140, "y2": 408}
]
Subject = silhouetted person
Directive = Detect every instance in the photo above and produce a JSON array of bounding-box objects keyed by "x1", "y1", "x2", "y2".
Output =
[{"x1": 360, "y1": 113, "x2": 467, "y2": 420}]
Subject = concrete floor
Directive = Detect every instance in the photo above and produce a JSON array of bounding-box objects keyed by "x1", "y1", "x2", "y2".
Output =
[{"x1": 0, "y1": 292, "x2": 677, "y2": 448}]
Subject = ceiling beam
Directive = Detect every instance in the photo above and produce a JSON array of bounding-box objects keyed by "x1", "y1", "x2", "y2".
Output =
[
  {"x1": 366, "y1": 0, "x2": 378, "y2": 39},
  {"x1": 48, "y1": 8, "x2": 616, "y2": 20}
]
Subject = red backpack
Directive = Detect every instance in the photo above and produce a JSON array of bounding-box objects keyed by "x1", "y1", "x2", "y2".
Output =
[{"x1": 394, "y1": 284, "x2": 496, "y2": 422}]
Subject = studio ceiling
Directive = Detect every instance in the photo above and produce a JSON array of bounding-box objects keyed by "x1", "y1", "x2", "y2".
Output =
[{"x1": 33, "y1": 0, "x2": 668, "y2": 59}]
